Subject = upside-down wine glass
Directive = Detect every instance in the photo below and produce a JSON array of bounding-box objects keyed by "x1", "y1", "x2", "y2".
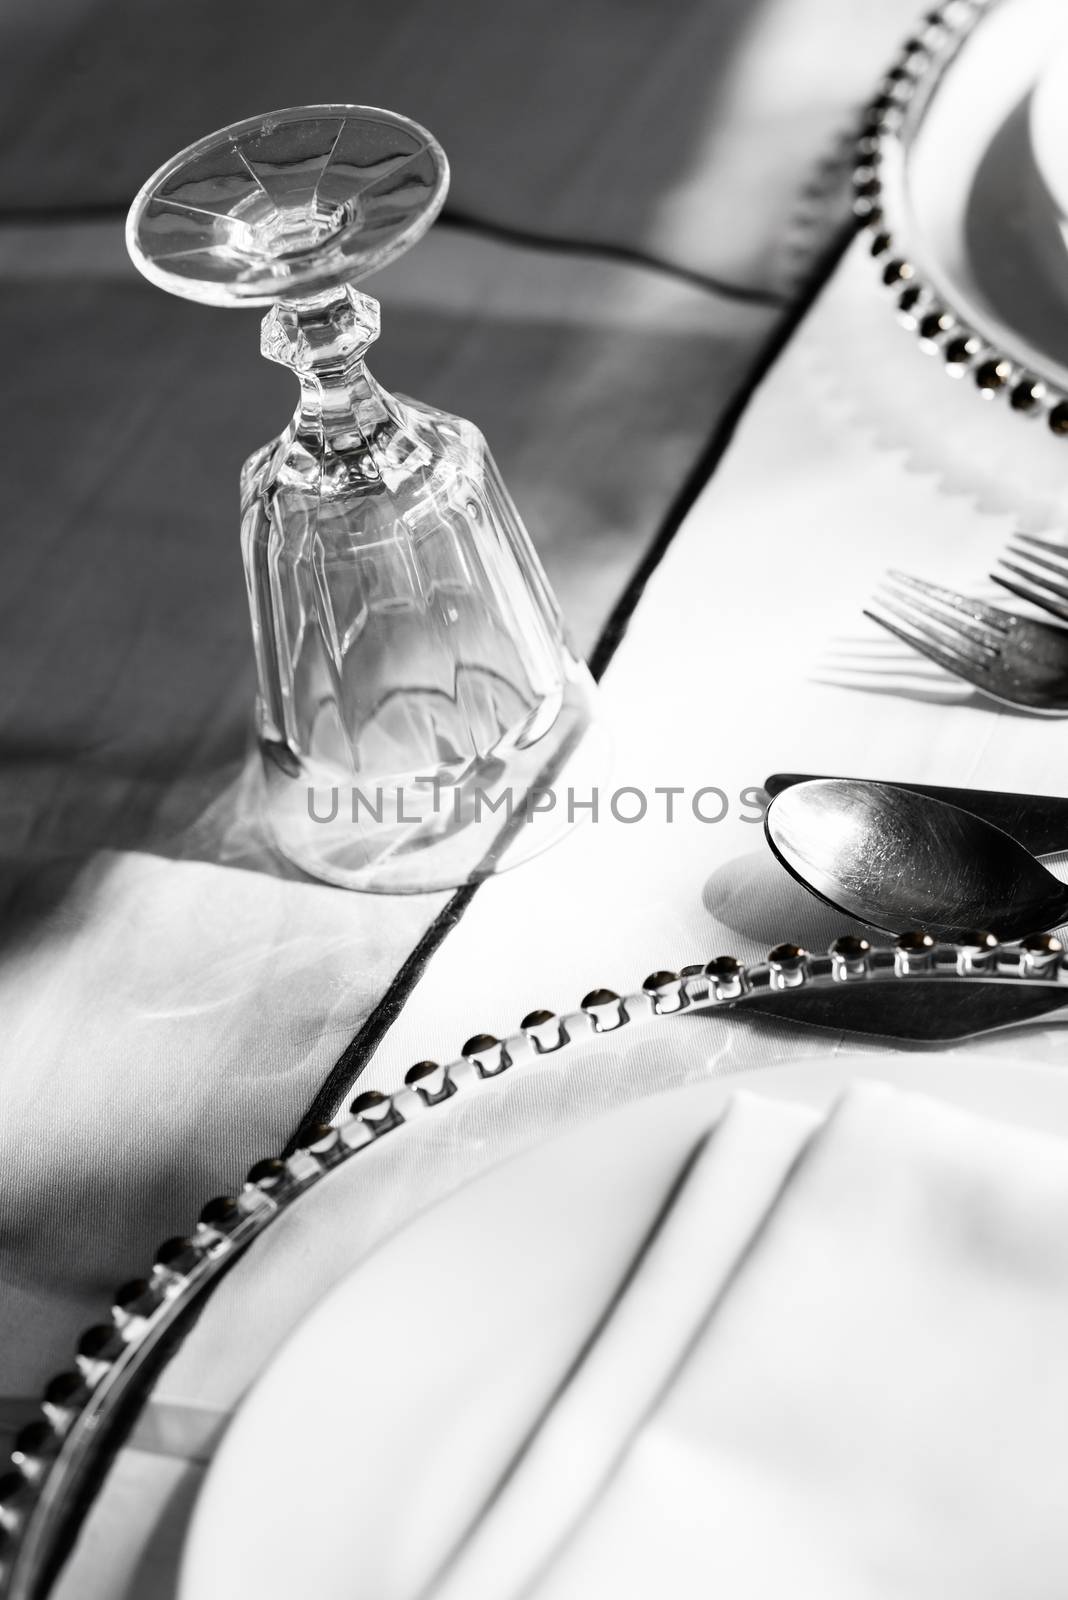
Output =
[{"x1": 126, "y1": 105, "x2": 603, "y2": 892}]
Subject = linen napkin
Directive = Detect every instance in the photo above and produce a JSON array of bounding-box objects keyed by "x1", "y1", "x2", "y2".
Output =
[
  {"x1": 528, "y1": 1084, "x2": 1068, "y2": 1599},
  {"x1": 423, "y1": 1092, "x2": 821, "y2": 1600},
  {"x1": 431, "y1": 1083, "x2": 1068, "y2": 1600}
]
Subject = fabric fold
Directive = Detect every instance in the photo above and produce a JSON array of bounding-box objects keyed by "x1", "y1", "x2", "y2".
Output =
[
  {"x1": 424, "y1": 1092, "x2": 821, "y2": 1600},
  {"x1": 525, "y1": 1083, "x2": 1068, "y2": 1600}
]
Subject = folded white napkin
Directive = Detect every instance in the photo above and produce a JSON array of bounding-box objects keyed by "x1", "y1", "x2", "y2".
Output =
[
  {"x1": 424, "y1": 1093, "x2": 819, "y2": 1600},
  {"x1": 430, "y1": 1082, "x2": 1068, "y2": 1600}
]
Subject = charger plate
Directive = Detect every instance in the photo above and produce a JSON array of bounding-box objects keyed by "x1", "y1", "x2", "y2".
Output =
[
  {"x1": 858, "y1": 0, "x2": 1068, "y2": 429},
  {"x1": 4, "y1": 934, "x2": 1068, "y2": 1599},
  {"x1": 180, "y1": 1047, "x2": 1068, "y2": 1600}
]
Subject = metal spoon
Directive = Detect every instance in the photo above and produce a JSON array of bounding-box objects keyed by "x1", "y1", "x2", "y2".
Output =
[{"x1": 764, "y1": 778, "x2": 1068, "y2": 941}]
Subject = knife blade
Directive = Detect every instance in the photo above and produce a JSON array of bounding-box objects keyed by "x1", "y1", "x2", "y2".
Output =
[
  {"x1": 731, "y1": 978, "x2": 1068, "y2": 1044},
  {"x1": 763, "y1": 773, "x2": 1068, "y2": 857}
]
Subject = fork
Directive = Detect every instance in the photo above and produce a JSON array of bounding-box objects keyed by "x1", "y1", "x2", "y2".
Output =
[
  {"x1": 863, "y1": 571, "x2": 1068, "y2": 714},
  {"x1": 993, "y1": 533, "x2": 1068, "y2": 626}
]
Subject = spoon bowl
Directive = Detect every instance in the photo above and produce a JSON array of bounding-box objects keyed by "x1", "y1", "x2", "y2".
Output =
[{"x1": 764, "y1": 779, "x2": 1068, "y2": 941}]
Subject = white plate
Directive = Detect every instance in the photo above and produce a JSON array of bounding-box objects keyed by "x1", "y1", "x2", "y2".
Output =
[{"x1": 178, "y1": 1048, "x2": 1068, "y2": 1600}]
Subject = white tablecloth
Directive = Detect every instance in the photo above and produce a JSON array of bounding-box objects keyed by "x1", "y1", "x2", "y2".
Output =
[{"x1": 52, "y1": 221, "x2": 1068, "y2": 1599}]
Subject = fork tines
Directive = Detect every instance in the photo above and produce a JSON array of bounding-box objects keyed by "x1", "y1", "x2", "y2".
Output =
[
  {"x1": 863, "y1": 570, "x2": 1006, "y2": 677},
  {"x1": 992, "y1": 532, "x2": 1068, "y2": 626}
]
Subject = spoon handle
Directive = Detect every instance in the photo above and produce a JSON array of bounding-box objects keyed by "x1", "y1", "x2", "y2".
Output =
[{"x1": 764, "y1": 773, "x2": 1068, "y2": 857}]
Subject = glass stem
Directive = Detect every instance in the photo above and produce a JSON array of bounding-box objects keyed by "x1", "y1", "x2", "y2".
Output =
[{"x1": 262, "y1": 285, "x2": 408, "y2": 475}]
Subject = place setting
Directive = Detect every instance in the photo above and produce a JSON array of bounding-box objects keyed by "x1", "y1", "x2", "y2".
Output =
[{"x1": 10, "y1": 2, "x2": 1068, "y2": 1596}]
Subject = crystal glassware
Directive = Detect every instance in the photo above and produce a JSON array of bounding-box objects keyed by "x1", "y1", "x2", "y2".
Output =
[{"x1": 126, "y1": 105, "x2": 603, "y2": 891}]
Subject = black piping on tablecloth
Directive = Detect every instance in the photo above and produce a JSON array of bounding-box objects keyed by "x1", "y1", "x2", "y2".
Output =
[{"x1": 287, "y1": 210, "x2": 858, "y2": 1145}]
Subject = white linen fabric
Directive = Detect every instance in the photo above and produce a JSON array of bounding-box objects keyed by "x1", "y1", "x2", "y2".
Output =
[
  {"x1": 516, "y1": 1084, "x2": 1068, "y2": 1600},
  {"x1": 423, "y1": 1093, "x2": 820, "y2": 1600}
]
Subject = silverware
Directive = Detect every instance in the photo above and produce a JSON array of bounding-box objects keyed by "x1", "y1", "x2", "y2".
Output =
[
  {"x1": 863, "y1": 571, "x2": 1068, "y2": 714},
  {"x1": 764, "y1": 778, "x2": 1068, "y2": 940},
  {"x1": 993, "y1": 533, "x2": 1068, "y2": 626},
  {"x1": 763, "y1": 773, "x2": 1068, "y2": 857},
  {"x1": 730, "y1": 935, "x2": 1068, "y2": 1045}
]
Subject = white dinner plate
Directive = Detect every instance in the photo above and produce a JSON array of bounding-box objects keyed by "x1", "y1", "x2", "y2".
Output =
[{"x1": 178, "y1": 1048, "x2": 1068, "y2": 1600}]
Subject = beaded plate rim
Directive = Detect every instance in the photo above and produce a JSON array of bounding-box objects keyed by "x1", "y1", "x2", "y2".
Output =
[
  {"x1": 3, "y1": 927, "x2": 1067, "y2": 1599},
  {"x1": 855, "y1": 0, "x2": 1068, "y2": 435}
]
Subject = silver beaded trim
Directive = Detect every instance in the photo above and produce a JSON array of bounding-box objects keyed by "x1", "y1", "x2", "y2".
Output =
[
  {"x1": 854, "y1": 0, "x2": 1068, "y2": 434},
  {"x1": 2, "y1": 928, "x2": 1067, "y2": 1597}
]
